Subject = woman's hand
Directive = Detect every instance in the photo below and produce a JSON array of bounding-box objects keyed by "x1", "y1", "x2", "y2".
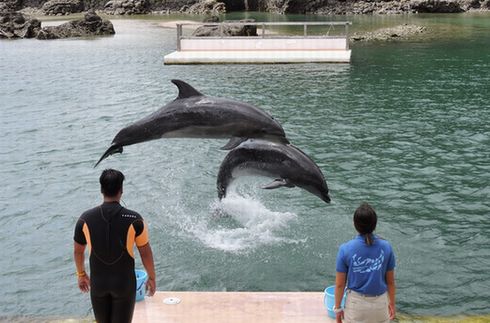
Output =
[{"x1": 336, "y1": 309, "x2": 344, "y2": 323}]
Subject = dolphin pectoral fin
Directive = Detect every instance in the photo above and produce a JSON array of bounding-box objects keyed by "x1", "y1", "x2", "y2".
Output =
[
  {"x1": 171, "y1": 79, "x2": 203, "y2": 99},
  {"x1": 261, "y1": 179, "x2": 294, "y2": 190},
  {"x1": 94, "y1": 144, "x2": 123, "y2": 168},
  {"x1": 220, "y1": 137, "x2": 247, "y2": 150}
]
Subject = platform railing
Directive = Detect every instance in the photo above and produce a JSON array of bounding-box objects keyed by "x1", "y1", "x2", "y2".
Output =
[{"x1": 175, "y1": 21, "x2": 352, "y2": 51}]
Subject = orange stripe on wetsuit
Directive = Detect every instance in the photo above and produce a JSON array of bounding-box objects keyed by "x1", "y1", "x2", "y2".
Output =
[{"x1": 126, "y1": 220, "x2": 149, "y2": 258}]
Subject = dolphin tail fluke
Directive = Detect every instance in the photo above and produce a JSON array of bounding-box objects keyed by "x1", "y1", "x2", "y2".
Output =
[
  {"x1": 221, "y1": 137, "x2": 247, "y2": 150},
  {"x1": 94, "y1": 144, "x2": 123, "y2": 168}
]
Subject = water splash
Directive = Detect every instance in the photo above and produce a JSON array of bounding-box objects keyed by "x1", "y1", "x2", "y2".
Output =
[{"x1": 185, "y1": 193, "x2": 298, "y2": 252}]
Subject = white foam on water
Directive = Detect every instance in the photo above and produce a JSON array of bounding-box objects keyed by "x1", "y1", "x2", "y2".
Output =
[{"x1": 186, "y1": 192, "x2": 299, "y2": 252}]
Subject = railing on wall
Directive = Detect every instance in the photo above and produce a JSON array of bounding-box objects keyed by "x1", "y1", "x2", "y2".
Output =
[{"x1": 175, "y1": 21, "x2": 352, "y2": 51}]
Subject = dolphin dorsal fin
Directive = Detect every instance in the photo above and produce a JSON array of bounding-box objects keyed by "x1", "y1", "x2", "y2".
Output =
[{"x1": 171, "y1": 79, "x2": 203, "y2": 99}]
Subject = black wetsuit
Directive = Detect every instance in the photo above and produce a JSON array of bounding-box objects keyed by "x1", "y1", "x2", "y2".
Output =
[{"x1": 74, "y1": 201, "x2": 149, "y2": 323}]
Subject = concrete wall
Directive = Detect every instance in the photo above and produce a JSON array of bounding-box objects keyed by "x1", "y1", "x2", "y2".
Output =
[{"x1": 180, "y1": 37, "x2": 348, "y2": 51}]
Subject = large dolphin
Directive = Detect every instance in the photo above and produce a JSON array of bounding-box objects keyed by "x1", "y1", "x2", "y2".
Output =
[
  {"x1": 217, "y1": 139, "x2": 331, "y2": 203},
  {"x1": 95, "y1": 80, "x2": 289, "y2": 167}
]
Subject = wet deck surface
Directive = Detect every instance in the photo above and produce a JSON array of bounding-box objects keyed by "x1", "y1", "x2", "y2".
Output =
[{"x1": 133, "y1": 291, "x2": 335, "y2": 323}]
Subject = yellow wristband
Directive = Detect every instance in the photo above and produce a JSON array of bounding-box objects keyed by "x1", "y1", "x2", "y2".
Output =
[{"x1": 77, "y1": 271, "x2": 86, "y2": 277}]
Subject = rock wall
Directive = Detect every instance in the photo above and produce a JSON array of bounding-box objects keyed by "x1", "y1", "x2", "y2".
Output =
[
  {"x1": 42, "y1": 0, "x2": 84, "y2": 15},
  {"x1": 4, "y1": 0, "x2": 489, "y2": 13},
  {"x1": 230, "y1": 0, "x2": 489, "y2": 13},
  {"x1": 182, "y1": 0, "x2": 225, "y2": 14},
  {"x1": 104, "y1": 0, "x2": 150, "y2": 14},
  {"x1": 261, "y1": 0, "x2": 487, "y2": 14}
]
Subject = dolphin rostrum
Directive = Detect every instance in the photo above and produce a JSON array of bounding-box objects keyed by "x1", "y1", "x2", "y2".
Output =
[
  {"x1": 217, "y1": 139, "x2": 331, "y2": 203},
  {"x1": 95, "y1": 80, "x2": 289, "y2": 167}
]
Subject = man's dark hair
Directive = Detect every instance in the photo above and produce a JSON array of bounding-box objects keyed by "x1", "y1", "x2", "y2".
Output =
[
  {"x1": 99, "y1": 169, "x2": 125, "y2": 197},
  {"x1": 353, "y1": 202, "x2": 377, "y2": 246}
]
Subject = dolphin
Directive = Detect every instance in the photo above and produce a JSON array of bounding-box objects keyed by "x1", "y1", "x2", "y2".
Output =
[
  {"x1": 217, "y1": 139, "x2": 331, "y2": 203},
  {"x1": 95, "y1": 80, "x2": 289, "y2": 167}
]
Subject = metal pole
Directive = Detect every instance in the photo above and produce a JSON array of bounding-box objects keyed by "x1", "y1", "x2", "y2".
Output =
[
  {"x1": 177, "y1": 24, "x2": 182, "y2": 51},
  {"x1": 345, "y1": 23, "x2": 349, "y2": 50},
  {"x1": 262, "y1": 23, "x2": 265, "y2": 38},
  {"x1": 304, "y1": 24, "x2": 307, "y2": 37}
]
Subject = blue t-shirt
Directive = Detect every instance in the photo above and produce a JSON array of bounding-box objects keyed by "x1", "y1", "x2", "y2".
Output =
[{"x1": 336, "y1": 235, "x2": 396, "y2": 296}]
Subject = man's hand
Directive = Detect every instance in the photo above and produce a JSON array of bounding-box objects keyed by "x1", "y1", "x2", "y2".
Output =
[
  {"x1": 138, "y1": 242, "x2": 156, "y2": 297},
  {"x1": 78, "y1": 275, "x2": 90, "y2": 293},
  {"x1": 146, "y1": 277, "x2": 156, "y2": 296},
  {"x1": 388, "y1": 303, "x2": 396, "y2": 320}
]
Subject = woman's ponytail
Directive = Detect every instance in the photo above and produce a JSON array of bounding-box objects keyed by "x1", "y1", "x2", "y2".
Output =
[{"x1": 365, "y1": 233, "x2": 374, "y2": 246}]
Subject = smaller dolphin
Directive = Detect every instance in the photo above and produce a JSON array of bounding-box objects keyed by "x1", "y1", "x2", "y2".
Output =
[
  {"x1": 217, "y1": 139, "x2": 331, "y2": 203},
  {"x1": 95, "y1": 80, "x2": 289, "y2": 167}
]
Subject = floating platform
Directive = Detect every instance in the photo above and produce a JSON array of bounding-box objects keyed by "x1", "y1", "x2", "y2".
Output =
[
  {"x1": 164, "y1": 22, "x2": 352, "y2": 65},
  {"x1": 133, "y1": 291, "x2": 335, "y2": 323}
]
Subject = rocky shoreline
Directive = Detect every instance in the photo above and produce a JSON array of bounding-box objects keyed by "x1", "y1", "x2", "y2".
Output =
[
  {"x1": 1, "y1": 0, "x2": 487, "y2": 40},
  {"x1": 1, "y1": 0, "x2": 489, "y2": 17},
  {"x1": 0, "y1": 9, "x2": 114, "y2": 39}
]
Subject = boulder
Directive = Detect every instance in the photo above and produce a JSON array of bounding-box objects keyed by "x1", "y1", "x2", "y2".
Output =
[
  {"x1": 182, "y1": 0, "x2": 225, "y2": 15},
  {"x1": 202, "y1": 14, "x2": 219, "y2": 22},
  {"x1": 0, "y1": 11, "x2": 41, "y2": 38},
  {"x1": 36, "y1": 10, "x2": 114, "y2": 39},
  {"x1": 42, "y1": 0, "x2": 84, "y2": 15},
  {"x1": 351, "y1": 24, "x2": 427, "y2": 42},
  {"x1": 192, "y1": 18, "x2": 257, "y2": 37},
  {"x1": 104, "y1": 0, "x2": 149, "y2": 14}
]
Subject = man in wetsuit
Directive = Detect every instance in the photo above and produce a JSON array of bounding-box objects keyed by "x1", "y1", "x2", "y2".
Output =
[{"x1": 73, "y1": 169, "x2": 156, "y2": 323}]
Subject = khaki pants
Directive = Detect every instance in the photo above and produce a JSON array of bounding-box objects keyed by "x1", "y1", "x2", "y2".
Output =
[{"x1": 343, "y1": 290, "x2": 390, "y2": 323}]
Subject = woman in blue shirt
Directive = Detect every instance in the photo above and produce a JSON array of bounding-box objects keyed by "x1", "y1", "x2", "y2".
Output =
[{"x1": 334, "y1": 203, "x2": 396, "y2": 323}]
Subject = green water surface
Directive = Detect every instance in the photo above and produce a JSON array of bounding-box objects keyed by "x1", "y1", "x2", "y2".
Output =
[{"x1": 0, "y1": 12, "x2": 489, "y2": 319}]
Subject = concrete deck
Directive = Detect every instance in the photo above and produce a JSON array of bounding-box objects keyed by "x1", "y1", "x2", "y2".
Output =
[{"x1": 133, "y1": 292, "x2": 335, "y2": 323}]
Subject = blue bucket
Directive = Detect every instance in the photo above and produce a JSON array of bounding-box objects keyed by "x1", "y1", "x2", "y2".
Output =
[
  {"x1": 135, "y1": 269, "x2": 148, "y2": 302},
  {"x1": 324, "y1": 286, "x2": 347, "y2": 319}
]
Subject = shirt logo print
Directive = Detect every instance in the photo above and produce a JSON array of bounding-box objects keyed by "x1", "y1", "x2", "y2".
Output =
[
  {"x1": 352, "y1": 249, "x2": 384, "y2": 273},
  {"x1": 121, "y1": 214, "x2": 137, "y2": 218}
]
